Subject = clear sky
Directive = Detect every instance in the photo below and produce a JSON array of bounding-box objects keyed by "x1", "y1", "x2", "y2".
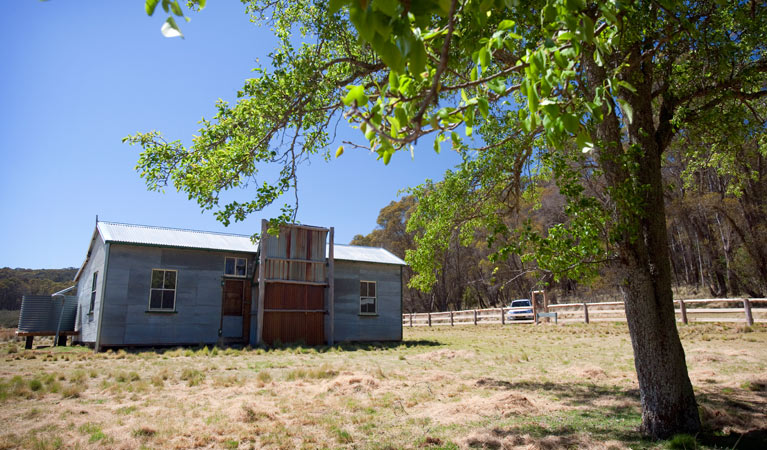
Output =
[{"x1": 0, "y1": 1, "x2": 462, "y2": 269}]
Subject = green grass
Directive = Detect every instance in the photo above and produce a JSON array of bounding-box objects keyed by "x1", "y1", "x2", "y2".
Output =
[{"x1": 0, "y1": 323, "x2": 764, "y2": 449}]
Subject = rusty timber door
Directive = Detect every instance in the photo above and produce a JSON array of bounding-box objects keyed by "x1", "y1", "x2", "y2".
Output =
[
  {"x1": 262, "y1": 282, "x2": 325, "y2": 345},
  {"x1": 221, "y1": 279, "x2": 251, "y2": 343}
]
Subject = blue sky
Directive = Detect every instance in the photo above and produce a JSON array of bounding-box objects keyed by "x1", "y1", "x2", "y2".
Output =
[{"x1": 0, "y1": 1, "x2": 462, "y2": 269}]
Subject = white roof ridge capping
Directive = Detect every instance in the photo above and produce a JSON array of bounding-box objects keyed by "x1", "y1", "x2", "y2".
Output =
[
  {"x1": 330, "y1": 243, "x2": 407, "y2": 266},
  {"x1": 97, "y1": 221, "x2": 259, "y2": 254}
]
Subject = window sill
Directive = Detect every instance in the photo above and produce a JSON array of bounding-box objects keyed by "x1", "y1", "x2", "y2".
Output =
[
  {"x1": 145, "y1": 310, "x2": 178, "y2": 314},
  {"x1": 359, "y1": 313, "x2": 378, "y2": 317}
]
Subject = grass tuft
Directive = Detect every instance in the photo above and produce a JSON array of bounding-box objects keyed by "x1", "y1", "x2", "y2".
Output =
[{"x1": 665, "y1": 433, "x2": 698, "y2": 449}]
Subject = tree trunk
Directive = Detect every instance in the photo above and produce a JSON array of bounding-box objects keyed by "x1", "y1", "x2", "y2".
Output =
[{"x1": 585, "y1": 50, "x2": 700, "y2": 438}]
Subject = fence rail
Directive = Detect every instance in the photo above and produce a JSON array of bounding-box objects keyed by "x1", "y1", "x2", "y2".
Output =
[{"x1": 402, "y1": 298, "x2": 767, "y2": 327}]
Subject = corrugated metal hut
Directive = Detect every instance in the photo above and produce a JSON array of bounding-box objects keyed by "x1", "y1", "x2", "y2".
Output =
[{"x1": 73, "y1": 220, "x2": 404, "y2": 350}]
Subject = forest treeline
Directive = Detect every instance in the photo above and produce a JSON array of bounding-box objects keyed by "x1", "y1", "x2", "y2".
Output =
[
  {"x1": 352, "y1": 146, "x2": 767, "y2": 314},
  {"x1": 0, "y1": 268, "x2": 78, "y2": 310}
]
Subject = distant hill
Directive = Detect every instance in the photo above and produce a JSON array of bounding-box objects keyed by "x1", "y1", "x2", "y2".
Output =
[{"x1": 0, "y1": 267, "x2": 78, "y2": 310}]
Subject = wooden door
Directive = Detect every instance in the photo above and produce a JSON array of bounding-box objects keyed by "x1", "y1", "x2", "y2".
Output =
[
  {"x1": 262, "y1": 282, "x2": 325, "y2": 345},
  {"x1": 221, "y1": 279, "x2": 251, "y2": 343}
]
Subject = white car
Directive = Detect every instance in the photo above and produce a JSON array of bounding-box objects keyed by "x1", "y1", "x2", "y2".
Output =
[{"x1": 506, "y1": 299, "x2": 534, "y2": 320}]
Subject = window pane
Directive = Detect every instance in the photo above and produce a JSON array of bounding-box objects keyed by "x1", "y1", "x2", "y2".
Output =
[
  {"x1": 151, "y1": 270, "x2": 164, "y2": 288},
  {"x1": 225, "y1": 258, "x2": 235, "y2": 275},
  {"x1": 92, "y1": 272, "x2": 98, "y2": 291},
  {"x1": 360, "y1": 282, "x2": 367, "y2": 297},
  {"x1": 164, "y1": 271, "x2": 176, "y2": 289},
  {"x1": 361, "y1": 298, "x2": 376, "y2": 313},
  {"x1": 236, "y1": 258, "x2": 247, "y2": 276},
  {"x1": 150, "y1": 290, "x2": 163, "y2": 309},
  {"x1": 368, "y1": 282, "x2": 375, "y2": 297},
  {"x1": 162, "y1": 290, "x2": 175, "y2": 310}
]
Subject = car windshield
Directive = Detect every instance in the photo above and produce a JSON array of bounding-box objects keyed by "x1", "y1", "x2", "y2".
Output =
[{"x1": 511, "y1": 300, "x2": 531, "y2": 307}]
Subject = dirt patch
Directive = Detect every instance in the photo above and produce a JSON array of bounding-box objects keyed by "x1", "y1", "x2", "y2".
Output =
[
  {"x1": 458, "y1": 429, "x2": 628, "y2": 449},
  {"x1": 414, "y1": 349, "x2": 476, "y2": 361},
  {"x1": 325, "y1": 374, "x2": 380, "y2": 395},
  {"x1": 413, "y1": 391, "x2": 542, "y2": 425}
]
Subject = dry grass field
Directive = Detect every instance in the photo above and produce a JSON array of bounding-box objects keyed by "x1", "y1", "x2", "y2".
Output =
[{"x1": 0, "y1": 323, "x2": 765, "y2": 449}]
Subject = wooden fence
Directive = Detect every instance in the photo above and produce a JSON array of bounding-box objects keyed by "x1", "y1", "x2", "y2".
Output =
[{"x1": 402, "y1": 298, "x2": 767, "y2": 327}]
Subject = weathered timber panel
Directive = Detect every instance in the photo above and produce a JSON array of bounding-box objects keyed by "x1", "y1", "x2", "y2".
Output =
[
  {"x1": 263, "y1": 226, "x2": 327, "y2": 262},
  {"x1": 222, "y1": 279, "x2": 245, "y2": 316},
  {"x1": 262, "y1": 311, "x2": 324, "y2": 345},
  {"x1": 330, "y1": 261, "x2": 402, "y2": 342},
  {"x1": 264, "y1": 283, "x2": 324, "y2": 310},
  {"x1": 262, "y1": 282, "x2": 325, "y2": 345}
]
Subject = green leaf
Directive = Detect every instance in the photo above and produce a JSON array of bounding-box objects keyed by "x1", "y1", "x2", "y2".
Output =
[
  {"x1": 541, "y1": 4, "x2": 556, "y2": 24},
  {"x1": 388, "y1": 71, "x2": 400, "y2": 89},
  {"x1": 479, "y1": 47, "x2": 491, "y2": 69},
  {"x1": 527, "y1": 81, "x2": 539, "y2": 112},
  {"x1": 329, "y1": 0, "x2": 348, "y2": 14},
  {"x1": 617, "y1": 80, "x2": 637, "y2": 94},
  {"x1": 564, "y1": 0, "x2": 586, "y2": 12},
  {"x1": 562, "y1": 113, "x2": 579, "y2": 133},
  {"x1": 497, "y1": 19, "x2": 515, "y2": 31},
  {"x1": 383, "y1": 149, "x2": 393, "y2": 165},
  {"x1": 394, "y1": 106, "x2": 408, "y2": 129},
  {"x1": 343, "y1": 85, "x2": 368, "y2": 106},
  {"x1": 379, "y1": 41, "x2": 404, "y2": 73},
  {"x1": 409, "y1": 41, "x2": 427, "y2": 77},
  {"x1": 170, "y1": 0, "x2": 183, "y2": 16},
  {"x1": 145, "y1": 0, "x2": 160, "y2": 16},
  {"x1": 374, "y1": 0, "x2": 399, "y2": 16},
  {"x1": 618, "y1": 99, "x2": 634, "y2": 124},
  {"x1": 335, "y1": 146, "x2": 344, "y2": 158},
  {"x1": 477, "y1": 97, "x2": 489, "y2": 119},
  {"x1": 487, "y1": 78, "x2": 506, "y2": 94},
  {"x1": 197, "y1": 0, "x2": 206, "y2": 9}
]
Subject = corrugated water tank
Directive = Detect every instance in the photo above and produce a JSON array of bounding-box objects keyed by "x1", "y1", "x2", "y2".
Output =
[{"x1": 18, "y1": 295, "x2": 78, "y2": 333}]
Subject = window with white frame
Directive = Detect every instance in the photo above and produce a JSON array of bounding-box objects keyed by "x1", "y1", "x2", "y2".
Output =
[
  {"x1": 224, "y1": 257, "x2": 247, "y2": 277},
  {"x1": 89, "y1": 272, "x2": 98, "y2": 313},
  {"x1": 360, "y1": 281, "x2": 377, "y2": 315},
  {"x1": 149, "y1": 269, "x2": 177, "y2": 311}
]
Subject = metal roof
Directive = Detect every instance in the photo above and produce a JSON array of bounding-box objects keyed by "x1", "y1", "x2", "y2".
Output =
[
  {"x1": 332, "y1": 244, "x2": 407, "y2": 266},
  {"x1": 93, "y1": 222, "x2": 406, "y2": 265},
  {"x1": 98, "y1": 222, "x2": 259, "y2": 253}
]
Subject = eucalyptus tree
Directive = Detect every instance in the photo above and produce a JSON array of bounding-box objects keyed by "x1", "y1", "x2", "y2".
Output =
[{"x1": 127, "y1": 0, "x2": 767, "y2": 438}]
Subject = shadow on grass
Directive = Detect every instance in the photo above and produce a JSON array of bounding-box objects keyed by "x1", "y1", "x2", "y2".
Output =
[
  {"x1": 87, "y1": 339, "x2": 443, "y2": 355},
  {"x1": 471, "y1": 378, "x2": 767, "y2": 449}
]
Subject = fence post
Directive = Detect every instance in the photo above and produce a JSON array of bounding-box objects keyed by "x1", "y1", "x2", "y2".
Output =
[
  {"x1": 428, "y1": 312, "x2": 432, "y2": 327},
  {"x1": 410, "y1": 313, "x2": 413, "y2": 327},
  {"x1": 744, "y1": 298, "x2": 754, "y2": 326},
  {"x1": 679, "y1": 300, "x2": 688, "y2": 324},
  {"x1": 500, "y1": 307, "x2": 505, "y2": 325},
  {"x1": 474, "y1": 309, "x2": 478, "y2": 325},
  {"x1": 583, "y1": 303, "x2": 589, "y2": 324},
  {"x1": 450, "y1": 311, "x2": 454, "y2": 326}
]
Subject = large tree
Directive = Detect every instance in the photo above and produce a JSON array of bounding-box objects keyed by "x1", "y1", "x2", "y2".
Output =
[{"x1": 127, "y1": 0, "x2": 767, "y2": 438}]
